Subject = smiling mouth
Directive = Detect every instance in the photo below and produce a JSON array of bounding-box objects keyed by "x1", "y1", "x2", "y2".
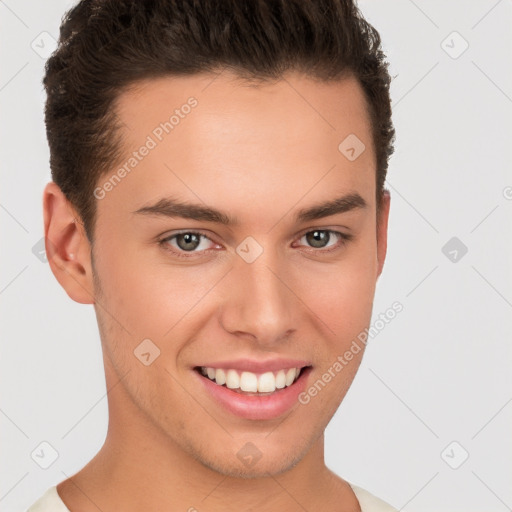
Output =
[{"x1": 193, "y1": 366, "x2": 311, "y2": 396}]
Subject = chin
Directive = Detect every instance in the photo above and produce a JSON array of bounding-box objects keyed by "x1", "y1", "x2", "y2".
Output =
[
  {"x1": 194, "y1": 439, "x2": 308, "y2": 479},
  {"x1": 201, "y1": 457, "x2": 299, "y2": 479}
]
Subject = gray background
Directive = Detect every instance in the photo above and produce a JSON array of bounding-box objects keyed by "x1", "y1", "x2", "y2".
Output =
[{"x1": 1, "y1": 1, "x2": 511, "y2": 510}]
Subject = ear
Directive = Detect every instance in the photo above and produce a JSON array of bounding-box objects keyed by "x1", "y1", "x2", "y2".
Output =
[
  {"x1": 42, "y1": 181, "x2": 95, "y2": 304},
  {"x1": 376, "y1": 189, "x2": 390, "y2": 279}
]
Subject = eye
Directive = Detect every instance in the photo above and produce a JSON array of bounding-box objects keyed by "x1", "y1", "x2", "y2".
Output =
[
  {"x1": 159, "y1": 231, "x2": 218, "y2": 257},
  {"x1": 296, "y1": 229, "x2": 352, "y2": 252},
  {"x1": 159, "y1": 228, "x2": 352, "y2": 259}
]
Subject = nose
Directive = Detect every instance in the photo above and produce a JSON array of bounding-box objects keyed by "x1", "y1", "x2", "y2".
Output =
[{"x1": 218, "y1": 249, "x2": 297, "y2": 346}]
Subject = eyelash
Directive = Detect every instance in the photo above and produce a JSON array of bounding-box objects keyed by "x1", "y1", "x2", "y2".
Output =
[{"x1": 158, "y1": 229, "x2": 353, "y2": 259}]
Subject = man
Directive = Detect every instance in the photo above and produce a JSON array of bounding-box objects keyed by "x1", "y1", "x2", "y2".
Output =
[{"x1": 27, "y1": 0, "x2": 396, "y2": 510}]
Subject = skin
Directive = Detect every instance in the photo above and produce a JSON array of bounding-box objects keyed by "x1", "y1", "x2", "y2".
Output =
[{"x1": 43, "y1": 70, "x2": 390, "y2": 512}]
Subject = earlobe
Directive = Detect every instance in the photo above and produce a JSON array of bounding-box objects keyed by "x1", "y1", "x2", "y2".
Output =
[
  {"x1": 376, "y1": 189, "x2": 390, "y2": 279},
  {"x1": 43, "y1": 181, "x2": 95, "y2": 304}
]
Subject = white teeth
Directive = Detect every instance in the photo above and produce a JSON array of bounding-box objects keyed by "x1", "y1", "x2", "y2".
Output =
[
  {"x1": 215, "y1": 368, "x2": 226, "y2": 386},
  {"x1": 225, "y1": 369, "x2": 240, "y2": 389},
  {"x1": 285, "y1": 368, "x2": 296, "y2": 386},
  {"x1": 258, "y1": 371, "x2": 276, "y2": 392},
  {"x1": 200, "y1": 366, "x2": 304, "y2": 393},
  {"x1": 240, "y1": 372, "x2": 258, "y2": 392},
  {"x1": 275, "y1": 370, "x2": 286, "y2": 389}
]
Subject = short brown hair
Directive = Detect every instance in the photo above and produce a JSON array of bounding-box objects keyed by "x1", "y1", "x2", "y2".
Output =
[{"x1": 43, "y1": 0, "x2": 395, "y2": 242}]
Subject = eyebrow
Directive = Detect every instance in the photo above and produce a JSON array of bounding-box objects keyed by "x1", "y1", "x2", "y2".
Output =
[{"x1": 132, "y1": 192, "x2": 367, "y2": 225}]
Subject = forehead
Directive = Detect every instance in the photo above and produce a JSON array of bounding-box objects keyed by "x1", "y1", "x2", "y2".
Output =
[
  {"x1": 115, "y1": 70, "x2": 373, "y2": 152},
  {"x1": 99, "y1": 71, "x2": 376, "y2": 228}
]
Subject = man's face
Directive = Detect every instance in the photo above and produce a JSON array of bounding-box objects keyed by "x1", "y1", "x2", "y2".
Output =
[{"x1": 89, "y1": 71, "x2": 388, "y2": 477}]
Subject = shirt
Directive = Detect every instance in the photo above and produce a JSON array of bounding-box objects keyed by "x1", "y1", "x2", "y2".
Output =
[{"x1": 25, "y1": 483, "x2": 398, "y2": 511}]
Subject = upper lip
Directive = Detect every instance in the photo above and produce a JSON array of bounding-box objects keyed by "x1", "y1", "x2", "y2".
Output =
[{"x1": 195, "y1": 358, "x2": 312, "y2": 373}]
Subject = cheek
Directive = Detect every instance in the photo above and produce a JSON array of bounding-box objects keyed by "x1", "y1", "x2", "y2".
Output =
[
  {"x1": 92, "y1": 238, "x2": 166, "y2": 346},
  {"x1": 95, "y1": 241, "x2": 222, "y2": 341},
  {"x1": 297, "y1": 238, "x2": 377, "y2": 340}
]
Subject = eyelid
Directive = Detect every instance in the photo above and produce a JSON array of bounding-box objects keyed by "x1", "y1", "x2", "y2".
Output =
[
  {"x1": 293, "y1": 229, "x2": 353, "y2": 252},
  {"x1": 159, "y1": 230, "x2": 220, "y2": 252},
  {"x1": 295, "y1": 225, "x2": 351, "y2": 239}
]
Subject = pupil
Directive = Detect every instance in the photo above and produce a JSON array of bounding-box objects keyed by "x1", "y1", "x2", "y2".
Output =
[
  {"x1": 306, "y1": 230, "x2": 329, "y2": 248},
  {"x1": 177, "y1": 233, "x2": 200, "y2": 251}
]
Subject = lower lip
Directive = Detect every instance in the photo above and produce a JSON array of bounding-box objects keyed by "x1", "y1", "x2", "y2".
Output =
[{"x1": 194, "y1": 367, "x2": 312, "y2": 421}]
